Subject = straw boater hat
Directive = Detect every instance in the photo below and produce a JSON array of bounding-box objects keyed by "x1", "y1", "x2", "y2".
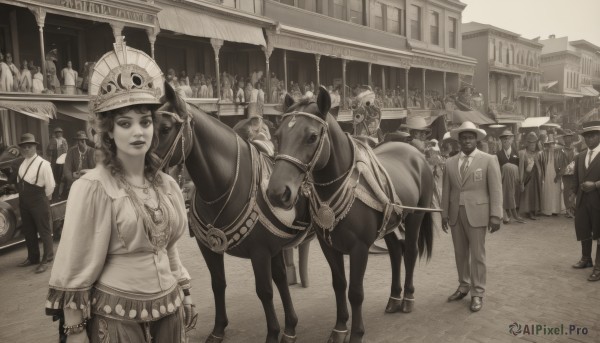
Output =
[
  {"x1": 89, "y1": 37, "x2": 164, "y2": 114},
  {"x1": 18, "y1": 133, "x2": 39, "y2": 146},
  {"x1": 401, "y1": 116, "x2": 430, "y2": 131},
  {"x1": 450, "y1": 121, "x2": 487, "y2": 141},
  {"x1": 499, "y1": 129, "x2": 514, "y2": 138},
  {"x1": 581, "y1": 120, "x2": 600, "y2": 134}
]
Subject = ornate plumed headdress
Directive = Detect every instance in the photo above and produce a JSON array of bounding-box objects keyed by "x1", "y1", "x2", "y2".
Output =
[{"x1": 89, "y1": 37, "x2": 164, "y2": 113}]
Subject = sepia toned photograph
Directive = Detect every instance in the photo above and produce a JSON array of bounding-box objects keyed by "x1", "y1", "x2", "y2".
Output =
[{"x1": 0, "y1": 0, "x2": 599, "y2": 342}]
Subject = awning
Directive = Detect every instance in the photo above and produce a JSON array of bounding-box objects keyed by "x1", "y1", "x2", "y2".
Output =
[
  {"x1": 55, "y1": 102, "x2": 90, "y2": 121},
  {"x1": 521, "y1": 116, "x2": 550, "y2": 128},
  {"x1": 541, "y1": 81, "x2": 558, "y2": 90},
  {"x1": 581, "y1": 86, "x2": 600, "y2": 97},
  {"x1": 0, "y1": 100, "x2": 56, "y2": 121},
  {"x1": 157, "y1": 6, "x2": 266, "y2": 46},
  {"x1": 449, "y1": 109, "x2": 495, "y2": 125}
]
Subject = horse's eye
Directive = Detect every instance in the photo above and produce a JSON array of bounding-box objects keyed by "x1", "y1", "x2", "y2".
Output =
[
  {"x1": 307, "y1": 133, "x2": 318, "y2": 144},
  {"x1": 160, "y1": 126, "x2": 171, "y2": 135}
]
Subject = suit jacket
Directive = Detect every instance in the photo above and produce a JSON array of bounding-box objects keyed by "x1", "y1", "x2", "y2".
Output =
[
  {"x1": 496, "y1": 149, "x2": 519, "y2": 168},
  {"x1": 442, "y1": 150, "x2": 503, "y2": 228},
  {"x1": 63, "y1": 146, "x2": 96, "y2": 185},
  {"x1": 572, "y1": 148, "x2": 600, "y2": 240}
]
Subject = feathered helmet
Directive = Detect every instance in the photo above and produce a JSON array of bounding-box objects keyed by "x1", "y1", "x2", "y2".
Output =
[{"x1": 89, "y1": 37, "x2": 164, "y2": 114}]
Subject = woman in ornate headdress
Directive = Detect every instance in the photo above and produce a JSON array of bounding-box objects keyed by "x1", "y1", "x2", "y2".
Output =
[{"x1": 45, "y1": 38, "x2": 196, "y2": 342}]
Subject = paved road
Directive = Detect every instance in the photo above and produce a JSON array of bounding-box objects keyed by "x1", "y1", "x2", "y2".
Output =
[{"x1": 1, "y1": 215, "x2": 599, "y2": 343}]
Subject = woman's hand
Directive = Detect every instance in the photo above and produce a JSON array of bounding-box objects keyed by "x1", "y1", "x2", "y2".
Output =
[{"x1": 183, "y1": 295, "x2": 198, "y2": 331}]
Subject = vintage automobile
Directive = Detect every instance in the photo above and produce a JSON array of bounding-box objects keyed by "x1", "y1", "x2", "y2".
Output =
[{"x1": 0, "y1": 147, "x2": 66, "y2": 248}]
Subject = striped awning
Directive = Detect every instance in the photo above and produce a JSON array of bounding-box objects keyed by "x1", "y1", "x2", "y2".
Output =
[{"x1": 0, "y1": 100, "x2": 56, "y2": 121}]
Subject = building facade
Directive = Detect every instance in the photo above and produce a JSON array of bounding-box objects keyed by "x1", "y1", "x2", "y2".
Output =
[{"x1": 462, "y1": 22, "x2": 543, "y2": 122}]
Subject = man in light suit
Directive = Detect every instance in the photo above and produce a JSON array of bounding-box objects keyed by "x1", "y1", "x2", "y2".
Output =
[
  {"x1": 570, "y1": 121, "x2": 600, "y2": 281},
  {"x1": 441, "y1": 121, "x2": 503, "y2": 312}
]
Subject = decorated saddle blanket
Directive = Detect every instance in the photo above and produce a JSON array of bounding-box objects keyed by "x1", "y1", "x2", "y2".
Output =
[{"x1": 189, "y1": 140, "x2": 310, "y2": 254}]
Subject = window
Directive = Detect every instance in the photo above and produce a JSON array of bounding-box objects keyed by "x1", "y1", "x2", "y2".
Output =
[
  {"x1": 430, "y1": 11, "x2": 439, "y2": 45},
  {"x1": 371, "y1": 2, "x2": 384, "y2": 30},
  {"x1": 499, "y1": 42, "x2": 503, "y2": 63},
  {"x1": 387, "y1": 7, "x2": 401, "y2": 35},
  {"x1": 299, "y1": 0, "x2": 316, "y2": 11},
  {"x1": 410, "y1": 5, "x2": 421, "y2": 40},
  {"x1": 349, "y1": 0, "x2": 364, "y2": 25},
  {"x1": 449, "y1": 17, "x2": 457, "y2": 49},
  {"x1": 332, "y1": 0, "x2": 345, "y2": 20}
]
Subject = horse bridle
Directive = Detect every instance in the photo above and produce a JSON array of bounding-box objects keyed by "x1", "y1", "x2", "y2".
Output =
[
  {"x1": 274, "y1": 111, "x2": 329, "y2": 183},
  {"x1": 154, "y1": 108, "x2": 194, "y2": 176}
]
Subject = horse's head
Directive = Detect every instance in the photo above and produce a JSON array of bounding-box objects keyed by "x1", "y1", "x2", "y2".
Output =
[
  {"x1": 153, "y1": 81, "x2": 193, "y2": 171},
  {"x1": 267, "y1": 87, "x2": 332, "y2": 209}
]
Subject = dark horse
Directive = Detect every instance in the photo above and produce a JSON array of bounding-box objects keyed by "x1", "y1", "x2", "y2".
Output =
[
  {"x1": 153, "y1": 83, "x2": 311, "y2": 343},
  {"x1": 267, "y1": 87, "x2": 434, "y2": 343}
]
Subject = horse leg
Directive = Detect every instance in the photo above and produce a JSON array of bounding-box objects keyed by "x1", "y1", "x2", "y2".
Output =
[
  {"x1": 271, "y1": 251, "x2": 298, "y2": 343},
  {"x1": 250, "y1": 252, "x2": 280, "y2": 343},
  {"x1": 348, "y1": 244, "x2": 369, "y2": 343},
  {"x1": 317, "y1": 236, "x2": 349, "y2": 343},
  {"x1": 384, "y1": 233, "x2": 404, "y2": 313},
  {"x1": 298, "y1": 240, "x2": 310, "y2": 288},
  {"x1": 401, "y1": 213, "x2": 425, "y2": 313},
  {"x1": 198, "y1": 242, "x2": 228, "y2": 343},
  {"x1": 283, "y1": 248, "x2": 298, "y2": 285}
]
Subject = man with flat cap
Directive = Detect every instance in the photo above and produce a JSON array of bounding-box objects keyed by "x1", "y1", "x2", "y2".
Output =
[
  {"x1": 46, "y1": 127, "x2": 68, "y2": 200},
  {"x1": 441, "y1": 121, "x2": 503, "y2": 312},
  {"x1": 63, "y1": 130, "x2": 95, "y2": 195},
  {"x1": 13, "y1": 133, "x2": 55, "y2": 273},
  {"x1": 571, "y1": 120, "x2": 600, "y2": 281}
]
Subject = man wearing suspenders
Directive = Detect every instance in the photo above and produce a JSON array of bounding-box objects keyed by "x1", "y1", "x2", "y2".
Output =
[{"x1": 14, "y1": 133, "x2": 56, "y2": 273}]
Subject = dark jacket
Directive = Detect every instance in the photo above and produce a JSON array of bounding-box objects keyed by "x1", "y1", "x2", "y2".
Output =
[
  {"x1": 496, "y1": 148, "x2": 519, "y2": 168},
  {"x1": 572, "y1": 148, "x2": 600, "y2": 241}
]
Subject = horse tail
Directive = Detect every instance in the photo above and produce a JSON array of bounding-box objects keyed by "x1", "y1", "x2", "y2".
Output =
[{"x1": 417, "y1": 211, "x2": 433, "y2": 261}]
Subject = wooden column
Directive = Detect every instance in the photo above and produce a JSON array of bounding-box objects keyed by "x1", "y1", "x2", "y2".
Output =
[
  {"x1": 404, "y1": 68, "x2": 409, "y2": 109},
  {"x1": 146, "y1": 28, "x2": 158, "y2": 59},
  {"x1": 342, "y1": 59, "x2": 347, "y2": 109},
  {"x1": 421, "y1": 69, "x2": 426, "y2": 109},
  {"x1": 262, "y1": 43, "x2": 273, "y2": 102},
  {"x1": 110, "y1": 23, "x2": 124, "y2": 42},
  {"x1": 381, "y1": 67, "x2": 386, "y2": 96},
  {"x1": 283, "y1": 50, "x2": 288, "y2": 92},
  {"x1": 443, "y1": 71, "x2": 447, "y2": 99},
  {"x1": 211, "y1": 38, "x2": 223, "y2": 100},
  {"x1": 30, "y1": 7, "x2": 47, "y2": 89},
  {"x1": 368, "y1": 62, "x2": 372, "y2": 87},
  {"x1": 315, "y1": 54, "x2": 321, "y2": 90}
]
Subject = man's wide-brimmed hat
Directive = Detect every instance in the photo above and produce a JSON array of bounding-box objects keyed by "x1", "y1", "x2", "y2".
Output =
[
  {"x1": 581, "y1": 120, "x2": 600, "y2": 134},
  {"x1": 89, "y1": 37, "x2": 164, "y2": 113},
  {"x1": 74, "y1": 131, "x2": 87, "y2": 140},
  {"x1": 525, "y1": 132, "x2": 539, "y2": 143},
  {"x1": 18, "y1": 133, "x2": 39, "y2": 146},
  {"x1": 499, "y1": 129, "x2": 514, "y2": 138},
  {"x1": 450, "y1": 121, "x2": 486, "y2": 141},
  {"x1": 400, "y1": 117, "x2": 430, "y2": 131}
]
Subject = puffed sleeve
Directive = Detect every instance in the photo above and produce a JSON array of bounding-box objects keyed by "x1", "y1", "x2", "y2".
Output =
[
  {"x1": 166, "y1": 179, "x2": 192, "y2": 291},
  {"x1": 45, "y1": 178, "x2": 112, "y2": 318}
]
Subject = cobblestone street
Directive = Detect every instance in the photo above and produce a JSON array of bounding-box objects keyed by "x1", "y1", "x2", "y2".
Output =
[{"x1": 1, "y1": 215, "x2": 599, "y2": 342}]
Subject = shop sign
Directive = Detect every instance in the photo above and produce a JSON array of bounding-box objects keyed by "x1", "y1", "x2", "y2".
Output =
[{"x1": 34, "y1": 0, "x2": 155, "y2": 25}]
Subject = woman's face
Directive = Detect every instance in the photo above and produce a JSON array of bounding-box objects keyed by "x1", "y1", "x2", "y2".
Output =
[
  {"x1": 109, "y1": 108, "x2": 154, "y2": 159},
  {"x1": 527, "y1": 141, "x2": 537, "y2": 151}
]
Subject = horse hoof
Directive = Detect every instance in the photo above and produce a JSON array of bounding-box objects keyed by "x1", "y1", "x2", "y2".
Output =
[
  {"x1": 205, "y1": 333, "x2": 224, "y2": 343},
  {"x1": 280, "y1": 333, "x2": 297, "y2": 343},
  {"x1": 384, "y1": 297, "x2": 403, "y2": 313},
  {"x1": 400, "y1": 298, "x2": 414, "y2": 313},
  {"x1": 327, "y1": 329, "x2": 348, "y2": 343}
]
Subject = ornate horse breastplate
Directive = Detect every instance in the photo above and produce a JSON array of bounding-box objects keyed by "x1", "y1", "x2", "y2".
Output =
[
  {"x1": 189, "y1": 141, "x2": 310, "y2": 254},
  {"x1": 308, "y1": 137, "x2": 404, "y2": 246}
]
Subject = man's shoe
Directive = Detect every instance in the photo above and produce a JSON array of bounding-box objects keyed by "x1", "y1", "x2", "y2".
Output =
[
  {"x1": 588, "y1": 269, "x2": 600, "y2": 282},
  {"x1": 447, "y1": 290, "x2": 469, "y2": 302},
  {"x1": 18, "y1": 259, "x2": 38, "y2": 267},
  {"x1": 572, "y1": 259, "x2": 593, "y2": 269},
  {"x1": 470, "y1": 297, "x2": 483, "y2": 312},
  {"x1": 35, "y1": 263, "x2": 48, "y2": 274}
]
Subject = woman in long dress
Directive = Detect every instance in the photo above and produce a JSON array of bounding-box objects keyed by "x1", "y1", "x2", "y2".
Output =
[
  {"x1": 540, "y1": 140, "x2": 565, "y2": 215},
  {"x1": 519, "y1": 132, "x2": 543, "y2": 220},
  {"x1": 32, "y1": 66, "x2": 44, "y2": 93},
  {"x1": 45, "y1": 40, "x2": 196, "y2": 342},
  {"x1": 18, "y1": 60, "x2": 32, "y2": 92},
  {"x1": 501, "y1": 162, "x2": 523, "y2": 223}
]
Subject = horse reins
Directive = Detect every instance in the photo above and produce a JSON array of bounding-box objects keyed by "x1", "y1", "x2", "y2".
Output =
[{"x1": 154, "y1": 109, "x2": 193, "y2": 178}]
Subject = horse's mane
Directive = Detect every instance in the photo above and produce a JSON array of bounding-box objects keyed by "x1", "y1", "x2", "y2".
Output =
[{"x1": 286, "y1": 98, "x2": 316, "y2": 113}]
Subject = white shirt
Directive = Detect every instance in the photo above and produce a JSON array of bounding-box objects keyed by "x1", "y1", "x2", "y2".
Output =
[
  {"x1": 18, "y1": 154, "x2": 56, "y2": 197},
  {"x1": 459, "y1": 149, "x2": 479, "y2": 179},
  {"x1": 503, "y1": 147, "x2": 512, "y2": 159},
  {"x1": 586, "y1": 147, "x2": 599, "y2": 168}
]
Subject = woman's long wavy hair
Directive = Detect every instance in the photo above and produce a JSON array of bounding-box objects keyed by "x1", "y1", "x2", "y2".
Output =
[{"x1": 94, "y1": 104, "x2": 162, "y2": 183}]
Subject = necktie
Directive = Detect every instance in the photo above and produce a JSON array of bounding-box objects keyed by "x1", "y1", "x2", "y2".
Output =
[
  {"x1": 460, "y1": 157, "x2": 469, "y2": 180},
  {"x1": 587, "y1": 150, "x2": 594, "y2": 168}
]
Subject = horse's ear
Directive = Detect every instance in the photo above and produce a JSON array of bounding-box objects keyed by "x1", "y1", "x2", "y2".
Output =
[
  {"x1": 316, "y1": 86, "x2": 331, "y2": 120},
  {"x1": 163, "y1": 81, "x2": 187, "y2": 118},
  {"x1": 282, "y1": 93, "x2": 295, "y2": 113}
]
